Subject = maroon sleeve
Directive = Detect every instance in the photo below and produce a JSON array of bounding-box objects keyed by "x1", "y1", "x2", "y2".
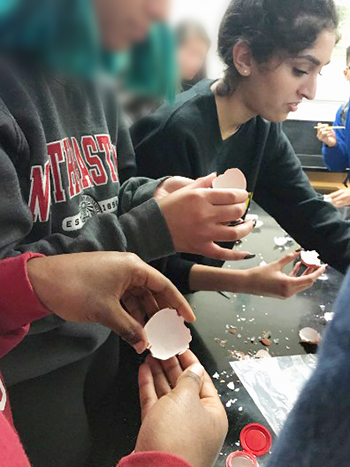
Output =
[
  {"x1": 0, "y1": 252, "x2": 50, "y2": 358},
  {"x1": 118, "y1": 452, "x2": 193, "y2": 467}
]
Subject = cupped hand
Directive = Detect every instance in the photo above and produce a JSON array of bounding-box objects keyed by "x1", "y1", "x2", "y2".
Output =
[
  {"x1": 135, "y1": 350, "x2": 228, "y2": 467},
  {"x1": 245, "y1": 251, "x2": 327, "y2": 299}
]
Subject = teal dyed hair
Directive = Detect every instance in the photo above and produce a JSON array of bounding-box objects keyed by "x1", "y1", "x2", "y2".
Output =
[{"x1": 0, "y1": 0, "x2": 177, "y2": 100}]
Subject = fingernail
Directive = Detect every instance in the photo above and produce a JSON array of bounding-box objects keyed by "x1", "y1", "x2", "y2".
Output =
[
  {"x1": 134, "y1": 341, "x2": 146, "y2": 355},
  {"x1": 244, "y1": 254, "x2": 256, "y2": 260},
  {"x1": 252, "y1": 219, "x2": 257, "y2": 227},
  {"x1": 189, "y1": 363, "x2": 204, "y2": 378},
  {"x1": 295, "y1": 248, "x2": 302, "y2": 253}
]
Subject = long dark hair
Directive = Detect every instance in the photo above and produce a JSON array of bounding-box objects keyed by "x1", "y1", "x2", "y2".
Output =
[
  {"x1": 175, "y1": 20, "x2": 211, "y2": 88},
  {"x1": 217, "y1": 0, "x2": 339, "y2": 96}
]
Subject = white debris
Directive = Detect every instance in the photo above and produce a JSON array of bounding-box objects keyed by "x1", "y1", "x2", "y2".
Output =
[
  {"x1": 323, "y1": 312, "x2": 335, "y2": 322},
  {"x1": 213, "y1": 372, "x2": 220, "y2": 380},
  {"x1": 227, "y1": 382, "x2": 235, "y2": 391}
]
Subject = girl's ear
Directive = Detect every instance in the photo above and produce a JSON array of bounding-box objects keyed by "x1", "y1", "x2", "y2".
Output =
[{"x1": 232, "y1": 41, "x2": 253, "y2": 77}]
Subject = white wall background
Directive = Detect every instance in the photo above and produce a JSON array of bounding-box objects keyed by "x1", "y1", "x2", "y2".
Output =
[{"x1": 171, "y1": 0, "x2": 350, "y2": 121}]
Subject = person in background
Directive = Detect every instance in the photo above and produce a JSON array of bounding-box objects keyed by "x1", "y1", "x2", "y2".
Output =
[
  {"x1": 132, "y1": 0, "x2": 350, "y2": 297},
  {"x1": 175, "y1": 20, "x2": 211, "y2": 92},
  {"x1": 317, "y1": 46, "x2": 350, "y2": 208},
  {"x1": 0, "y1": 1, "x2": 254, "y2": 466}
]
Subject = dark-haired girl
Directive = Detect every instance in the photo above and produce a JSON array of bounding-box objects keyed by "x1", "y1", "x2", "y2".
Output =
[{"x1": 132, "y1": 0, "x2": 350, "y2": 295}]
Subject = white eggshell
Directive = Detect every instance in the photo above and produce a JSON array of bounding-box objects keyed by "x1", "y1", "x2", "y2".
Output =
[
  {"x1": 255, "y1": 349, "x2": 272, "y2": 359},
  {"x1": 145, "y1": 308, "x2": 192, "y2": 360},
  {"x1": 212, "y1": 169, "x2": 247, "y2": 190},
  {"x1": 300, "y1": 250, "x2": 321, "y2": 267},
  {"x1": 299, "y1": 327, "x2": 322, "y2": 344},
  {"x1": 323, "y1": 312, "x2": 335, "y2": 322},
  {"x1": 274, "y1": 236, "x2": 288, "y2": 247}
]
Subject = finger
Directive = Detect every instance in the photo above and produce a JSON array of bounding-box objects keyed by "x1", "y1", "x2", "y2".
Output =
[
  {"x1": 178, "y1": 350, "x2": 201, "y2": 370},
  {"x1": 97, "y1": 301, "x2": 148, "y2": 354},
  {"x1": 176, "y1": 352, "x2": 221, "y2": 401},
  {"x1": 328, "y1": 190, "x2": 343, "y2": 200},
  {"x1": 201, "y1": 242, "x2": 252, "y2": 261},
  {"x1": 213, "y1": 203, "x2": 247, "y2": 223},
  {"x1": 133, "y1": 263, "x2": 195, "y2": 323},
  {"x1": 124, "y1": 287, "x2": 160, "y2": 319},
  {"x1": 121, "y1": 293, "x2": 146, "y2": 325},
  {"x1": 207, "y1": 189, "x2": 249, "y2": 206},
  {"x1": 303, "y1": 264, "x2": 327, "y2": 279},
  {"x1": 160, "y1": 357, "x2": 184, "y2": 388},
  {"x1": 289, "y1": 261, "x2": 302, "y2": 277},
  {"x1": 183, "y1": 172, "x2": 217, "y2": 190},
  {"x1": 211, "y1": 220, "x2": 254, "y2": 242},
  {"x1": 173, "y1": 363, "x2": 204, "y2": 397},
  {"x1": 301, "y1": 266, "x2": 315, "y2": 276},
  {"x1": 138, "y1": 362, "x2": 158, "y2": 422},
  {"x1": 277, "y1": 251, "x2": 300, "y2": 269},
  {"x1": 146, "y1": 354, "x2": 172, "y2": 397}
]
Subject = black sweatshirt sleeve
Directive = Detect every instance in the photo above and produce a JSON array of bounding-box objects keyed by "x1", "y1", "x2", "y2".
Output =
[
  {"x1": 0, "y1": 106, "x2": 174, "y2": 263},
  {"x1": 132, "y1": 112, "x2": 202, "y2": 292},
  {"x1": 254, "y1": 125, "x2": 350, "y2": 273}
]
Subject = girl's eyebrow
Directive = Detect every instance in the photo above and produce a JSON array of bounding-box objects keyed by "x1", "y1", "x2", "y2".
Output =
[{"x1": 296, "y1": 54, "x2": 330, "y2": 67}]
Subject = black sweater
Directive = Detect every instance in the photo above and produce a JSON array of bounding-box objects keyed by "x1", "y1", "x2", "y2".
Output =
[{"x1": 132, "y1": 79, "x2": 350, "y2": 292}]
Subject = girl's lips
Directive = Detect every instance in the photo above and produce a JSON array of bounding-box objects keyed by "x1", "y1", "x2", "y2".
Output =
[{"x1": 288, "y1": 103, "x2": 300, "y2": 112}]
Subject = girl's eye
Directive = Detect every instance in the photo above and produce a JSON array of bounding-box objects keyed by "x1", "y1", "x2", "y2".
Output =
[{"x1": 293, "y1": 68, "x2": 308, "y2": 77}]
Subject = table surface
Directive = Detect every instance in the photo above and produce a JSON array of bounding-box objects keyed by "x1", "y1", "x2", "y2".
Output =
[{"x1": 187, "y1": 201, "x2": 344, "y2": 467}]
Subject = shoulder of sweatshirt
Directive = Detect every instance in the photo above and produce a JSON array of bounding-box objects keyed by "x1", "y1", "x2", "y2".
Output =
[
  {"x1": 118, "y1": 452, "x2": 193, "y2": 467},
  {"x1": 0, "y1": 253, "x2": 50, "y2": 358}
]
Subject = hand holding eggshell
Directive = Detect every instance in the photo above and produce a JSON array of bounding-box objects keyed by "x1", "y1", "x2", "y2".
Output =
[{"x1": 156, "y1": 172, "x2": 254, "y2": 261}]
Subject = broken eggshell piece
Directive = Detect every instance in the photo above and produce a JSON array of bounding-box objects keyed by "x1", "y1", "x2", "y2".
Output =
[
  {"x1": 299, "y1": 327, "x2": 322, "y2": 345},
  {"x1": 300, "y1": 250, "x2": 322, "y2": 268},
  {"x1": 144, "y1": 308, "x2": 192, "y2": 360},
  {"x1": 212, "y1": 169, "x2": 247, "y2": 190}
]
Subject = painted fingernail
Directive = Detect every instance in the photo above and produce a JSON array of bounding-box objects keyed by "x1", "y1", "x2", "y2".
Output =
[
  {"x1": 295, "y1": 248, "x2": 302, "y2": 253},
  {"x1": 252, "y1": 219, "x2": 257, "y2": 227},
  {"x1": 244, "y1": 254, "x2": 256, "y2": 260},
  {"x1": 134, "y1": 341, "x2": 147, "y2": 355}
]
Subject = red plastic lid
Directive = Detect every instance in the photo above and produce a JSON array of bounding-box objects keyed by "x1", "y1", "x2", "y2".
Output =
[{"x1": 240, "y1": 424, "x2": 272, "y2": 457}]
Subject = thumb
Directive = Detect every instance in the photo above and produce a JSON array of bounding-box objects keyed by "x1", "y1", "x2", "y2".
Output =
[
  {"x1": 184, "y1": 172, "x2": 217, "y2": 190},
  {"x1": 173, "y1": 363, "x2": 205, "y2": 397}
]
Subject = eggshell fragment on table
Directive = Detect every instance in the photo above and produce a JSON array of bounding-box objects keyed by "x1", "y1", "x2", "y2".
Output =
[
  {"x1": 299, "y1": 327, "x2": 322, "y2": 344},
  {"x1": 212, "y1": 169, "x2": 247, "y2": 190},
  {"x1": 300, "y1": 250, "x2": 322, "y2": 268},
  {"x1": 274, "y1": 236, "x2": 292, "y2": 247},
  {"x1": 145, "y1": 308, "x2": 192, "y2": 360}
]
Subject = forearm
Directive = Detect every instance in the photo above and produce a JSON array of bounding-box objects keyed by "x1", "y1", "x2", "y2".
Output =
[
  {"x1": 118, "y1": 451, "x2": 192, "y2": 467},
  {"x1": 189, "y1": 264, "x2": 251, "y2": 293}
]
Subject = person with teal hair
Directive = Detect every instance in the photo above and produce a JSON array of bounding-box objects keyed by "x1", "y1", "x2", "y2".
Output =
[{"x1": 0, "y1": 1, "x2": 254, "y2": 466}]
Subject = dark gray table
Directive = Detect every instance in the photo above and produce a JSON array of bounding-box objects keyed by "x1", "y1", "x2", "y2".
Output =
[{"x1": 187, "y1": 201, "x2": 344, "y2": 467}]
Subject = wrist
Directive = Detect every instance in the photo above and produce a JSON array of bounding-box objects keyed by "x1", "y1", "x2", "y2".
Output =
[{"x1": 189, "y1": 264, "x2": 250, "y2": 293}]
